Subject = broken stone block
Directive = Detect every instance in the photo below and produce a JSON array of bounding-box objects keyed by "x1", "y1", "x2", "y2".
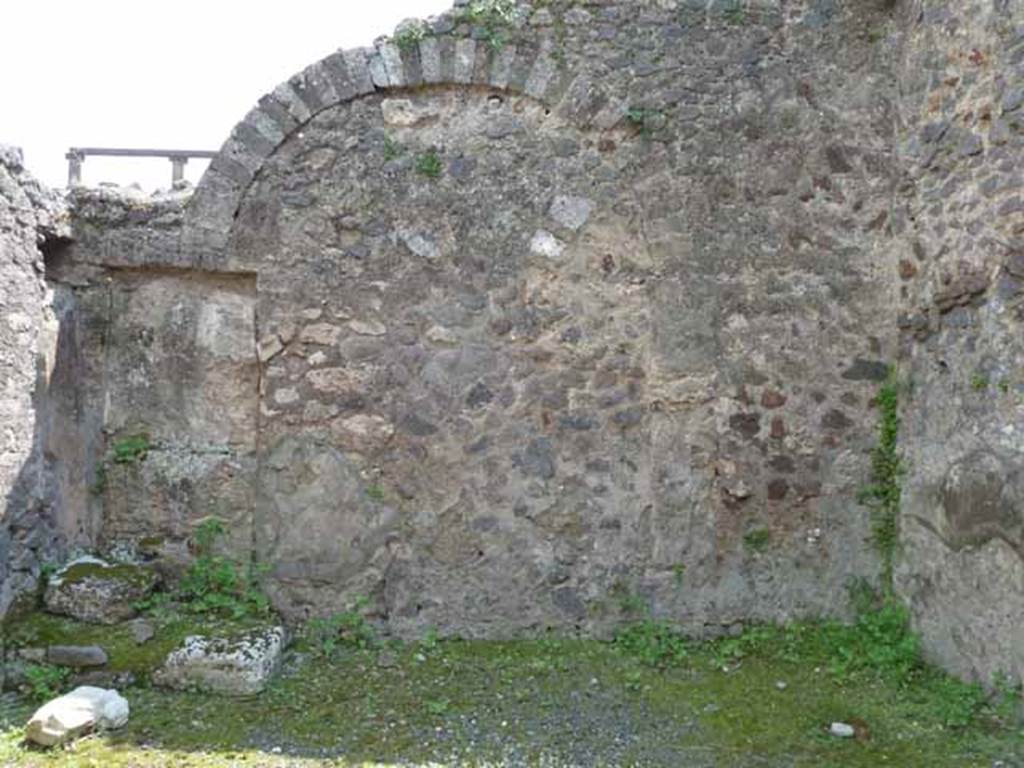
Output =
[
  {"x1": 43, "y1": 556, "x2": 159, "y2": 625},
  {"x1": 25, "y1": 686, "x2": 129, "y2": 747},
  {"x1": 152, "y1": 626, "x2": 287, "y2": 696}
]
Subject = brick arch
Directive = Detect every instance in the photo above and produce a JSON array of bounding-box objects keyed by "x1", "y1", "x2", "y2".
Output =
[{"x1": 181, "y1": 18, "x2": 577, "y2": 266}]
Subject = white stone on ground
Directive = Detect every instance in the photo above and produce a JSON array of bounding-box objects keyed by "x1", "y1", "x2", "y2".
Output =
[
  {"x1": 25, "y1": 686, "x2": 129, "y2": 747},
  {"x1": 830, "y1": 721, "x2": 855, "y2": 738},
  {"x1": 153, "y1": 626, "x2": 286, "y2": 696}
]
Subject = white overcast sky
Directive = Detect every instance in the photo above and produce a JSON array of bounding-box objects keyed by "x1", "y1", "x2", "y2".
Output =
[{"x1": 1, "y1": 1, "x2": 447, "y2": 191}]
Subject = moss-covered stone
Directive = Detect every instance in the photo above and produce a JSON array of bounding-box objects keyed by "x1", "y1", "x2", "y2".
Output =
[
  {"x1": 52, "y1": 561, "x2": 158, "y2": 591},
  {"x1": 136, "y1": 536, "x2": 166, "y2": 558},
  {"x1": 43, "y1": 558, "x2": 159, "y2": 625},
  {"x1": 2, "y1": 610, "x2": 268, "y2": 682}
]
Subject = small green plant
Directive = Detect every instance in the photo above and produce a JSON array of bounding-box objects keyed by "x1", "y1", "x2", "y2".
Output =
[
  {"x1": 779, "y1": 107, "x2": 800, "y2": 131},
  {"x1": 382, "y1": 135, "x2": 404, "y2": 162},
  {"x1": 858, "y1": 371, "x2": 903, "y2": 590},
  {"x1": 610, "y1": 583, "x2": 647, "y2": 616},
  {"x1": 479, "y1": 25, "x2": 507, "y2": 51},
  {"x1": 847, "y1": 577, "x2": 882, "y2": 616},
  {"x1": 38, "y1": 561, "x2": 58, "y2": 585},
  {"x1": 419, "y1": 626, "x2": 441, "y2": 654},
  {"x1": 743, "y1": 528, "x2": 771, "y2": 553},
  {"x1": 625, "y1": 107, "x2": 664, "y2": 138},
  {"x1": 112, "y1": 435, "x2": 150, "y2": 464},
  {"x1": 133, "y1": 590, "x2": 175, "y2": 621},
  {"x1": 723, "y1": 4, "x2": 747, "y2": 24},
  {"x1": 989, "y1": 671, "x2": 1022, "y2": 720},
  {"x1": 393, "y1": 23, "x2": 427, "y2": 53},
  {"x1": 89, "y1": 463, "x2": 108, "y2": 496},
  {"x1": 971, "y1": 372, "x2": 990, "y2": 391},
  {"x1": 626, "y1": 107, "x2": 648, "y2": 126},
  {"x1": 173, "y1": 517, "x2": 270, "y2": 619},
  {"x1": 23, "y1": 663, "x2": 70, "y2": 702},
  {"x1": 365, "y1": 484, "x2": 385, "y2": 502},
  {"x1": 457, "y1": 0, "x2": 518, "y2": 50},
  {"x1": 415, "y1": 150, "x2": 443, "y2": 178},
  {"x1": 923, "y1": 674, "x2": 989, "y2": 728},
  {"x1": 710, "y1": 626, "x2": 774, "y2": 668},
  {"x1": 424, "y1": 696, "x2": 451, "y2": 716},
  {"x1": 998, "y1": 378, "x2": 1011, "y2": 394},
  {"x1": 707, "y1": 590, "x2": 922, "y2": 684},
  {"x1": 614, "y1": 619, "x2": 689, "y2": 668},
  {"x1": 623, "y1": 667, "x2": 644, "y2": 692},
  {"x1": 826, "y1": 599, "x2": 920, "y2": 682},
  {"x1": 303, "y1": 597, "x2": 378, "y2": 658},
  {"x1": 672, "y1": 563, "x2": 686, "y2": 588}
]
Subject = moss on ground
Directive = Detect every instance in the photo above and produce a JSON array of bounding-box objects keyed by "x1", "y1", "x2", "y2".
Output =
[
  {"x1": 1, "y1": 621, "x2": 1022, "y2": 767},
  {"x1": 2, "y1": 610, "x2": 268, "y2": 681}
]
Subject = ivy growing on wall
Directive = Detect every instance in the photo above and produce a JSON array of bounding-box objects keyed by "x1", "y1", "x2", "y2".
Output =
[{"x1": 859, "y1": 371, "x2": 903, "y2": 591}]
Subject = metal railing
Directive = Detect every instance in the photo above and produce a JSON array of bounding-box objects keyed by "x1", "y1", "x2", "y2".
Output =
[{"x1": 65, "y1": 147, "x2": 218, "y2": 187}]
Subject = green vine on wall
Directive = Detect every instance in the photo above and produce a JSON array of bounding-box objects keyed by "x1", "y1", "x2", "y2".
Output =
[
  {"x1": 456, "y1": 0, "x2": 519, "y2": 50},
  {"x1": 858, "y1": 371, "x2": 903, "y2": 591}
]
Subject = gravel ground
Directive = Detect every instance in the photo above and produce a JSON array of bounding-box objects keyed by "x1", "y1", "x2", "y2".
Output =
[{"x1": 3, "y1": 638, "x2": 1023, "y2": 768}]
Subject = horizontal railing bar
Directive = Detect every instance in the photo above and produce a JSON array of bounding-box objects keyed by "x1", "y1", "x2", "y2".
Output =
[{"x1": 67, "y1": 148, "x2": 218, "y2": 159}]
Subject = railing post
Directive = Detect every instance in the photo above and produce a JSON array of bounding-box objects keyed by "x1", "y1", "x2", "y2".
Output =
[
  {"x1": 170, "y1": 155, "x2": 188, "y2": 184},
  {"x1": 63, "y1": 148, "x2": 216, "y2": 187},
  {"x1": 65, "y1": 150, "x2": 84, "y2": 187}
]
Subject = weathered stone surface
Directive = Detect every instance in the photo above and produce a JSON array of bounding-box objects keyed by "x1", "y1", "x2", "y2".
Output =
[
  {"x1": 128, "y1": 618, "x2": 155, "y2": 645},
  {"x1": 153, "y1": 626, "x2": 286, "y2": 696},
  {"x1": 19, "y1": 1, "x2": 898, "y2": 642},
  {"x1": 46, "y1": 645, "x2": 108, "y2": 668},
  {"x1": 43, "y1": 557, "x2": 159, "y2": 624},
  {"x1": 0, "y1": 146, "x2": 68, "y2": 618},
  {"x1": 25, "y1": 686, "x2": 129, "y2": 747},
  {"x1": 4, "y1": 0, "x2": 1023, "y2": 689},
  {"x1": 892, "y1": 0, "x2": 1024, "y2": 688}
]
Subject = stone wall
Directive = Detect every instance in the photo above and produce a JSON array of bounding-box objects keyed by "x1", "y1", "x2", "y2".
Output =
[
  {"x1": 44, "y1": 186, "x2": 259, "y2": 570},
  {"x1": 0, "y1": 146, "x2": 67, "y2": 616},
  {"x1": 893, "y1": 0, "x2": 1024, "y2": 686},
  {"x1": 3, "y1": 0, "x2": 1022, "y2": 685},
  {"x1": 44, "y1": 0, "x2": 903, "y2": 638}
]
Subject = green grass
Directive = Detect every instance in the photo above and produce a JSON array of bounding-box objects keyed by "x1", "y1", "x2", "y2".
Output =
[
  {"x1": 414, "y1": 150, "x2": 443, "y2": 179},
  {"x1": 2, "y1": 611, "x2": 1021, "y2": 767}
]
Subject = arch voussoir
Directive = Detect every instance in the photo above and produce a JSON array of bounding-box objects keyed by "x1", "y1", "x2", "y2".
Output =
[{"x1": 182, "y1": 3, "x2": 574, "y2": 267}]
